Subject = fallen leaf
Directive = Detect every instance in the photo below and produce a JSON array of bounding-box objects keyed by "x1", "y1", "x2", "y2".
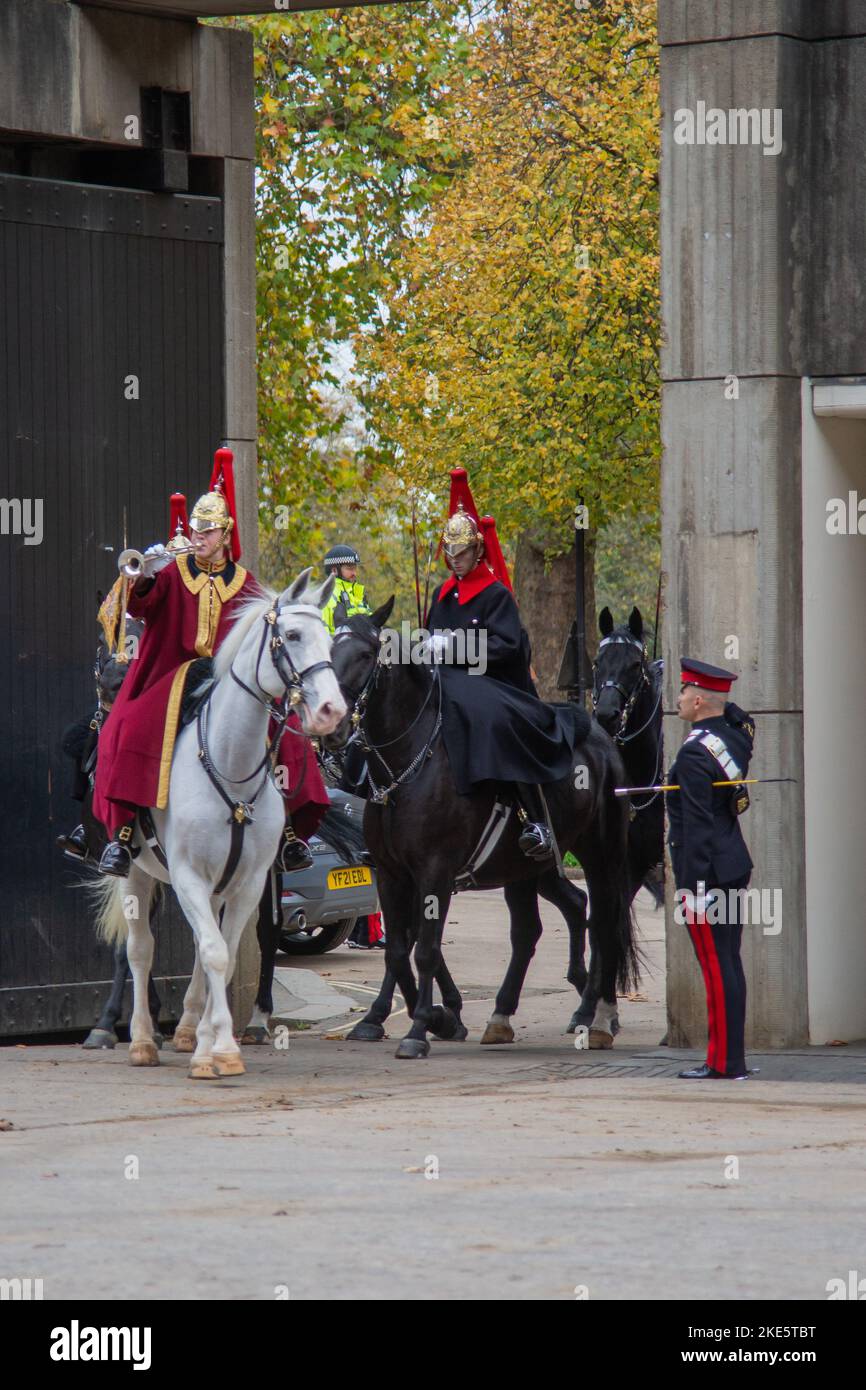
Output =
[
  {"x1": 825, "y1": 1039, "x2": 848, "y2": 1047},
  {"x1": 0, "y1": 1119, "x2": 15, "y2": 1131}
]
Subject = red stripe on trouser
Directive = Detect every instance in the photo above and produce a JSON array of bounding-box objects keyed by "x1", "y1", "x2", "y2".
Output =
[{"x1": 686, "y1": 910, "x2": 728, "y2": 1073}]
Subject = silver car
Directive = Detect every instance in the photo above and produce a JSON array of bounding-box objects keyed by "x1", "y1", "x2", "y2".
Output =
[{"x1": 278, "y1": 789, "x2": 378, "y2": 955}]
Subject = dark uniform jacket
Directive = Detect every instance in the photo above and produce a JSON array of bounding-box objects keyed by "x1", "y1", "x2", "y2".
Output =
[
  {"x1": 666, "y1": 703, "x2": 755, "y2": 893},
  {"x1": 425, "y1": 567, "x2": 589, "y2": 795}
]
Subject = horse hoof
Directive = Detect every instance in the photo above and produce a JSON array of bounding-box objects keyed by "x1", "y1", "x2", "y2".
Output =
[
  {"x1": 172, "y1": 1027, "x2": 197, "y2": 1054},
  {"x1": 152, "y1": 1031, "x2": 164, "y2": 1051},
  {"x1": 566, "y1": 1012, "x2": 592, "y2": 1035},
  {"x1": 189, "y1": 1058, "x2": 218, "y2": 1080},
  {"x1": 213, "y1": 1051, "x2": 245, "y2": 1077},
  {"x1": 395, "y1": 1038, "x2": 430, "y2": 1059},
  {"x1": 589, "y1": 1029, "x2": 614, "y2": 1050},
  {"x1": 428, "y1": 1007, "x2": 467, "y2": 1041},
  {"x1": 480, "y1": 1022, "x2": 514, "y2": 1045},
  {"x1": 347, "y1": 1021, "x2": 386, "y2": 1042},
  {"x1": 241, "y1": 1027, "x2": 270, "y2": 1046},
  {"x1": 82, "y1": 1029, "x2": 117, "y2": 1050},
  {"x1": 129, "y1": 1040, "x2": 160, "y2": 1067}
]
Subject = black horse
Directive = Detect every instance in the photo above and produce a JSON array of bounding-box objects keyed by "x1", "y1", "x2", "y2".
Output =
[
  {"x1": 566, "y1": 606, "x2": 664, "y2": 1034},
  {"x1": 327, "y1": 602, "x2": 639, "y2": 1058}
]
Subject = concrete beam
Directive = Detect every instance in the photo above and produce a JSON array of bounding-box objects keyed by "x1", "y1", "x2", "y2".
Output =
[
  {"x1": 660, "y1": 0, "x2": 866, "y2": 45},
  {"x1": 0, "y1": 0, "x2": 252, "y2": 159}
]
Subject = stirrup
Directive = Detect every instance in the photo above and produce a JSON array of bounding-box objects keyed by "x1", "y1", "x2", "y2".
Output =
[
  {"x1": 57, "y1": 824, "x2": 88, "y2": 861},
  {"x1": 279, "y1": 829, "x2": 313, "y2": 873},
  {"x1": 518, "y1": 820, "x2": 553, "y2": 861},
  {"x1": 97, "y1": 824, "x2": 135, "y2": 878}
]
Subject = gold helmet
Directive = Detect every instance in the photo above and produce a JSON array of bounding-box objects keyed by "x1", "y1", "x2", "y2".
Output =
[
  {"x1": 442, "y1": 502, "x2": 482, "y2": 559},
  {"x1": 190, "y1": 490, "x2": 234, "y2": 540}
]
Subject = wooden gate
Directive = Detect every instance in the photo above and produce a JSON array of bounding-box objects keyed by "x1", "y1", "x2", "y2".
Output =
[{"x1": 0, "y1": 173, "x2": 225, "y2": 1035}]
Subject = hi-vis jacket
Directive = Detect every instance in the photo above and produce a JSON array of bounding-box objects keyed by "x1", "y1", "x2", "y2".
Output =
[{"x1": 322, "y1": 578, "x2": 371, "y2": 633}]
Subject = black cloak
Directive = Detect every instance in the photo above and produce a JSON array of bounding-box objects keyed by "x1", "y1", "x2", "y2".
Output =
[{"x1": 426, "y1": 571, "x2": 589, "y2": 795}]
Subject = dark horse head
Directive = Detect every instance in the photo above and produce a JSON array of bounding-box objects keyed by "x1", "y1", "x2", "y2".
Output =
[
  {"x1": 592, "y1": 607, "x2": 652, "y2": 741},
  {"x1": 324, "y1": 596, "x2": 396, "y2": 752},
  {"x1": 96, "y1": 615, "x2": 145, "y2": 711}
]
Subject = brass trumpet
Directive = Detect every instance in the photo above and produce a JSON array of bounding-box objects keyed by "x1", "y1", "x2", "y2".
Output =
[{"x1": 117, "y1": 538, "x2": 195, "y2": 579}]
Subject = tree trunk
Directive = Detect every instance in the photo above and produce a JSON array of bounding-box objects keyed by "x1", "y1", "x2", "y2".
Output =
[{"x1": 513, "y1": 529, "x2": 596, "y2": 702}]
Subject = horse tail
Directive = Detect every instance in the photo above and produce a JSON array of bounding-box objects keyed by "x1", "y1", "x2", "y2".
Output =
[
  {"x1": 86, "y1": 873, "x2": 163, "y2": 946},
  {"x1": 89, "y1": 875, "x2": 131, "y2": 947},
  {"x1": 316, "y1": 805, "x2": 367, "y2": 865}
]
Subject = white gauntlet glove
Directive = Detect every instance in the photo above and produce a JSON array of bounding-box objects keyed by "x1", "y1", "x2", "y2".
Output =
[
  {"x1": 141, "y1": 543, "x2": 172, "y2": 578},
  {"x1": 427, "y1": 631, "x2": 452, "y2": 663}
]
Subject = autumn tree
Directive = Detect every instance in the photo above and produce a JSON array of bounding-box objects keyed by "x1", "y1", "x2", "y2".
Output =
[{"x1": 357, "y1": 0, "x2": 660, "y2": 689}]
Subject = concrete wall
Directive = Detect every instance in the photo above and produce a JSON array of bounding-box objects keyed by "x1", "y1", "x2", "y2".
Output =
[{"x1": 661, "y1": 0, "x2": 866, "y2": 1045}]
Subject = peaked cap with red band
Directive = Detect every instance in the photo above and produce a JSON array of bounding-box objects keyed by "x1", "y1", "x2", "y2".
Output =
[
  {"x1": 209, "y1": 446, "x2": 241, "y2": 561},
  {"x1": 680, "y1": 657, "x2": 737, "y2": 693}
]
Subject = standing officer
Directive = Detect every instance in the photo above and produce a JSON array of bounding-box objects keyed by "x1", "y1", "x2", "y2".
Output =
[{"x1": 666, "y1": 658, "x2": 756, "y2": 1080}]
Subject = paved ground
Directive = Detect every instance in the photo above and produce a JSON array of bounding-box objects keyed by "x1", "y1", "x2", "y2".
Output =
[{"x1": 1, "y1": 890, "x2": 864, "y2": 1301}]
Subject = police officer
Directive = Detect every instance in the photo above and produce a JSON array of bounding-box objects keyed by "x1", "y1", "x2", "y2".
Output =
[
  {"x1": 666, "y1": 658, "x2": 756, "y2": 1080},
  {"x1": 321, "y1": 545, "x2": 372, "y2": 633}
]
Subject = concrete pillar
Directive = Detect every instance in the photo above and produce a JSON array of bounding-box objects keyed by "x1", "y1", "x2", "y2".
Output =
[{"x1": 661, "y1": 0, "x2": 866, "y2": 1045}]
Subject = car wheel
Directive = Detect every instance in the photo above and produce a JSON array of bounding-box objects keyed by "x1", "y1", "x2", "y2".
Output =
[{"x1": 278, "y1": 919, "x2": 355, "y2": 956}]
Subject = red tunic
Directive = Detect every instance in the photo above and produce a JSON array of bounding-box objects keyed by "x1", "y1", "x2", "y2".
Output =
[{"x1": 93, "y1": 554, "x2": 329, "y2": 838}]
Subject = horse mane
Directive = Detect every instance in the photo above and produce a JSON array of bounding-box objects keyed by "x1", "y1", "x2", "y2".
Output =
[{"x1": 212, "y1": 586, "x2": 276, "y2": 680}]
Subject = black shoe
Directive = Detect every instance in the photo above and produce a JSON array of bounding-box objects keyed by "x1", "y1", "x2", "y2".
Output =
[
  {"x1": 518, "y1": 821, "x2": 553, "y2": 860},
  {"x1": 279, "y1": 836, "x2": 314, "y2": 873},
  {"x1": 57, "y1": 824, "x2": 88, "y2": 861},
  {"x1": 98, "y1": 837, "x2": 133, "y2": 878},
  {"x1": 678, "y1": 1063, "x2": 754, "y2": 1080}
]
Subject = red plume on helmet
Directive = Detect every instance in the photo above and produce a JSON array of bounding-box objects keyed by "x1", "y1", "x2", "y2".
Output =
[
  {"x1": 168, "y1": 493, "x2": 189, "y2": 545},
  {"x1": 209, "y1": 446, "x2": 241, "y2": 561},
  {"x1": 480, "y1": 515, "x2": 513, "y2": 592},
  {"x1": 447, "y1": 467, "x2": 481, "y2": 526}
]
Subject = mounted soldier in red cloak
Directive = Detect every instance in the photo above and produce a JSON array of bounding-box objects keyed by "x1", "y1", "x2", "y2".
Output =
[{"x1": 90, "y1": 449, "x2": 329, "y2": 877}]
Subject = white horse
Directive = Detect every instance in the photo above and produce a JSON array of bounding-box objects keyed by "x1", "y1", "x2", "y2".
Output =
[{"x1": 92, "y1": 569, "x2": 346, "y2": 1080}]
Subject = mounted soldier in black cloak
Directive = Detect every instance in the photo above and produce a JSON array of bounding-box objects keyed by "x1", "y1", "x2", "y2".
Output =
[{"x1": 425, "y1": 468, "x2": 587, "y2": 861}]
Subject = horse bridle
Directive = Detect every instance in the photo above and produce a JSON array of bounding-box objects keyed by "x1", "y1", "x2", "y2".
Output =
[
  {"x1": 332, "y1": 622, "x2": 442, "y2": 805},
  {"x1": 592, "y1": 632, "x2": 664, "y2": 812},
  {"x1": 198, "y1": 598, "x2": 336, "y2": 841}
]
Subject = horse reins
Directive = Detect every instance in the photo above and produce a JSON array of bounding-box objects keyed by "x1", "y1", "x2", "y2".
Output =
[
  {"x1": 333, "y1": 624, "x2": 443, "y2": 806},
  {"x1": 185, "y1": 598, "x2": 336, "y2": 892}
]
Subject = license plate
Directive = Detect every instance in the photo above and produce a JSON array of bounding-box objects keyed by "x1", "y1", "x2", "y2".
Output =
[{"x1": 327, "y1": 866, "x2": 372, "y2": 890}]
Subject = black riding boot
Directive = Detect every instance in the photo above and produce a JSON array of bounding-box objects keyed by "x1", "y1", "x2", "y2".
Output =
[
  {"x1": 56, "y1": 824, "x2": 88, "y2": 861},
  {"x1": 98, "y1": 823, "x2": 135, "y2": 878},
  {"x1": 279, "y1": 824, "x2": 313, "y2": 873},
  {"x1": 515, "y1": 783, "x2": 554, "y2": 861}
]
